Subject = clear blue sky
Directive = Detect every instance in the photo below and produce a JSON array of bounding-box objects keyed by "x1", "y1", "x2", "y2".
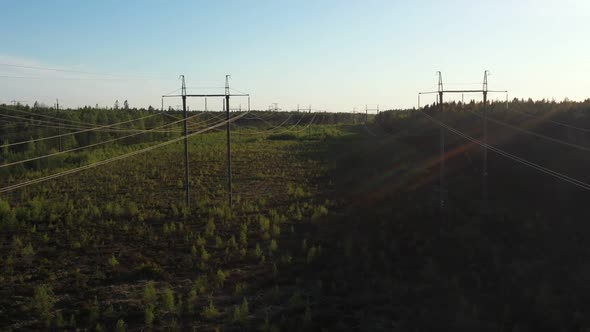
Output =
[{"x1": 0, "y1": 0, "x2": 588, "y2": 111}]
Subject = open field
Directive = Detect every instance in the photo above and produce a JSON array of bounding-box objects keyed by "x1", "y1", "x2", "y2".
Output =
[{"x1": 2, "y1": 100, "x2": 590, "y2": 331}]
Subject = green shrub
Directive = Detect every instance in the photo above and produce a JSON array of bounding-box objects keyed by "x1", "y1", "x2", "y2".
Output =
[
  {"x1": 32, "y1": 285, "x2": 56, "y2": 320},
  {"x1": 115, "y1": 318, "x2": 126, "y2": 332},
  {"x1": 254, "y1": 243, "x2": 262, "y2": 258},
  {"x1": 287, "y1": 184, "x2": 308, "y2": 198},
  {"x1": 215, "y1": 236, "x2": 224, "y2": 249},
  {"x1": 272, "y1": 224, "x2": 281, "y2": 237},
  {"x1": 108, "y1": 255, "x2": 119, "y2": 268},
  {"x1": 162, "y1": 287, "x2": 175, "y2": 313},
  {"x1": 12, "y1": 235, "x2": 22, "y2": 249},
  {"x1": 143, "y1": 281, "x2": 158, "y2": 305},
  {"x1": 89, "y1": 297, "x2": 100, "y2": 324},
  {"x1": 194, "y1": 275, "x2": 208, "y2": 294},
  {"x1": 0, "y1": 199, "x2": 15, "y2": 227},
  {"x1": 232, "y1": 297, "x2": 249, "y2": 323},
  {"x1": 216, "y1": 269, "x2": 227, "y2": 288},
  {"x1": 227, "y1": 235, "x2": 237, "y2": 248},
  {"x1": 145, "y1": 305, "x2": 155, "y2": 326},
  {"x1": 239, "y1": 224, "x2": 248, "y2": 246},
  {"x1": 195, "y1": 234, "x2": 206, "y2": 247},
  {"x1": 124, "y1": 201, "x2": 139, "y2": 218},
  {"x1": 234, "y1": 282, "x2": 246, "y2": 295},
  {"x1": 258, "y1": 215, "x2": 270, "y2": 233},
  {"x1": 205, "y1": 218, "x2": 216, "y2": 237},
  {"x1": 202, "y1": 299, "x2": 219, "y2": 319},
  {"x1": 311, "y1": 205, "x2": 329, "y2": 222},
  {"x1": 187, "y1": 289, "x2": 197, "y2": 314},
  {"x1": 269, "y1": 239, "x2": 278, "y2": 253},
  {"x1": 22, "y1": 243, "x2": 35, "y2": 257},
  {"x1": 200, "y1": 246, "x2": 210, "y2": 263}
]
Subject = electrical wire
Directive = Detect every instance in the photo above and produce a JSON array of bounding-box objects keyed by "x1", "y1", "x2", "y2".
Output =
[
  {"x1": 0, "y1": 112, "x2": 164, "y2": 148},
  {"x1": 270, "y1": 112, "x2": 315, "y2": 135},
  {"x1": 229, "y1": 87, "x2": 249, "y2": 95},
  {"x1": 0, "y1": 112, "x2": 177, "y2": 133},
  {"x1": 0, "y1": 75, "x2": 168, "y2": 81},
  {"x1": 1, "y1": 106, "x2": 169, "y2": 131},
  {"x1": 0, "y1": 116, "x2": 181, "y2": 135},
  {"x1": 465, "y1": 109, "x2": 590, "y2": 153},
  {"x1": 0, "y1": 112, "x2": 249, "y2": 193},
  {"x1": 238, "y1": 113, "x2": 296, "y2": 136},
  {"x1": 0, "y1": 112, "x2": 209, "y2": 168},
  {"x1": 509, "y1": 108, "x2": 590, "y2": 133},
  {"x1": 0, "y1": 63, "x2": 173, "y2": 80},
  {"x1": 419, "y1": 111, "x2": 590, "y2": 191}
]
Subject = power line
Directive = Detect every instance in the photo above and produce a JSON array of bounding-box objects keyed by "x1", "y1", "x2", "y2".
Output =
[
  {"x1": 419, "y1": 111, "x2": 590, "y2": 191},
  {"x1": 0, "y1": 112, "x2": 162, "y2": 148},
  {"x1": 0, "y1": 63, "x2": 173, "y2": 80},
  {"x1": 0, "y1": 75, "x2": 168, "y2": 81},
  {"x1": 0, "y1": 112, "x2": 206, "y2": 168},
  {"x1": 0, "y1": 112, "x2": 249, "y2": 193},
  {"x1": 0, "y1": 112, "x2": 157, "y2": 133},
  {"x1": 3, "y1": 109, "x2": 218, "y2": 134},
  {"x1": 266, "y1": 112, "x2": 311, "y2": 135},
  {"x1": 237, "y1": 113, "x2": 296, "y2": 136},
  {"x1": 1, "y1": 106, "x2": 147, "y2": 130},
  {"x1": 509, "y1": 108, "x2": 590, "y2": 133},
  {"x1": 465, "y1": 108, "x2": 590, "y2": 153}
]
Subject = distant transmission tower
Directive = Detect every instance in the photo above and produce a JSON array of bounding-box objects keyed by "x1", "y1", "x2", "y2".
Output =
[{"x1": 419, "y1": 70, "x2": 507, "y2": 216}]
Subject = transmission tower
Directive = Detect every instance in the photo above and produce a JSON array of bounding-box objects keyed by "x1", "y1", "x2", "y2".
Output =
[
  {"x1": 418, "y1": 70, "x2": 508, "y2": 215},
  {"x1": 162, "y1": 75, "x2": 249, "y2": 209}
]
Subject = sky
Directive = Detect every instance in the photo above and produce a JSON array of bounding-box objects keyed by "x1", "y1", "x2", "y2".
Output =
[{"x1": 0, "y1": 0, "x2": 589, "y2": 111}]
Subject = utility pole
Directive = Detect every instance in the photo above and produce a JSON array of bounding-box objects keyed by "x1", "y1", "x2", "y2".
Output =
[
  {"x1": 482, "y1": 70, "x2": 489, "y2": 212},
  {"x1": 438, "y1": 71, "x2": 445, "y2": 211},
  {"x1": 225, "y1": 75, "x2": 232, "y2": 208},
  {"x1": 365, "y1": 104, "x2": 368, "y2": 123},
  {"x1": 181, "y1": 75, "x2": 190, "y2": 209},
  {"x1": 161, "y1": 97, "x2": 164, "y2": 112},
  {"x1": 308, "y1": 105, "x2": 312, "y2": 137},
  {"x1": 204, "y1": 97, "x2": 207, "y2": 112},
  {"x1": 56, "y1": 99, "x2": 62, "y2": 152},
  {"x1": 505, "y1": 91, "x2": 509, "y2": 109},
  {"x1": 462, "y1": 93, "x2": 464, "y2": 109}
]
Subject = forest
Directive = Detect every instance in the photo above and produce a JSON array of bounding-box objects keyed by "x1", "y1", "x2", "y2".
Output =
[{"x1": 1, "y1": 99, "x2": 590, "y2": 331}]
